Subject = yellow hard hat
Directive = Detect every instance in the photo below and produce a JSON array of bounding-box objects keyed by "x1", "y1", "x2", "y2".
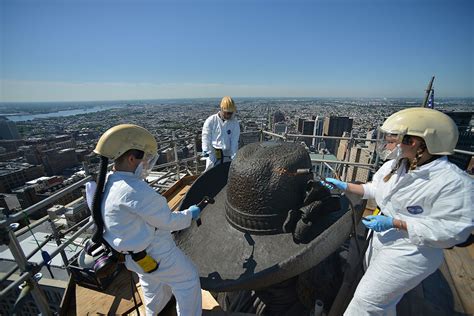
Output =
[
  {"x1": 94, "y1": 124, "x2": 158, "y2": 160},
  {"x1": 220, "y1": 96, "x2": 236, "y2": 112},
  {"x1": 380, "y1": 108, "x2": 458, "y2": 155}
]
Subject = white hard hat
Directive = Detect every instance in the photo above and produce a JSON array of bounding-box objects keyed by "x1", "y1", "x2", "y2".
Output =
[
  {"x1": 380, "y1": 108, "x2": 458, "y2": 155},
  {"x1": 94, "y1": 124, "x2": 158, "y2": 160}
]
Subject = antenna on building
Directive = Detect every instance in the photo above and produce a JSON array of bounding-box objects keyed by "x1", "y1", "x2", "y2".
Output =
[{"x1": 422, "y1": 76, "x2": 435, "y2": 108}]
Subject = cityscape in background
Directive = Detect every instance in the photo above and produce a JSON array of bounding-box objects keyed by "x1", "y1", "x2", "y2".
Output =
[
  {"x1": 0, "y1": 96, "x2": 473, "y2": 313},
  {"x1": 0, "y1": 97, "x2": 473, "y2": 221},
  {"x1": 1, "y1": 0, "x2": 473, "y2": 313}
]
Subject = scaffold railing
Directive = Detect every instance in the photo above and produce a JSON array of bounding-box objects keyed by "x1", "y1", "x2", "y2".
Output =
[{"x1": 0, "y1": 130, "x2": 472, "y2": 314}]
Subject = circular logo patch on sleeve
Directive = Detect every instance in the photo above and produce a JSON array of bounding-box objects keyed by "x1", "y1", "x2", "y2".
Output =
[{"x1": 406, "y1": 205, "x2": 424, "y2": 214}]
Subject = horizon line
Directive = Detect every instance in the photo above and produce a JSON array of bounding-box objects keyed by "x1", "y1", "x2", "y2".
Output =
[{"x1": 1, "y1": 96, "x2": 474, "y2": 104}]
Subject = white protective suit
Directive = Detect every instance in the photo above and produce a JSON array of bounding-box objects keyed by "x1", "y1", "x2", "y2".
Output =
[
  {"x1": 201, "y1": 112, "x2": 240, "y2": 170},
  {"x1": 344, "y1": 156, "x2": 473, "y2": 316},
  {"x1": 101, "y1": 171, "x2": 202, "y2": 316}
]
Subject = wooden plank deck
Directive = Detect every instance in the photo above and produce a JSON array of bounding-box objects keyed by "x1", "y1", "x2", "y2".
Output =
[
  {"x1": 362, "y1": 207, "x2": 473, "y2": 315},
  {"x1": 72, "y1": 269, "x2": 142, "y2": 315},
  {"x1": 63, "y1": 185, "x2": 473, "y2": 315},
  {"x1": 442, "y1": 243, "x2": 474, "y2": 314}
]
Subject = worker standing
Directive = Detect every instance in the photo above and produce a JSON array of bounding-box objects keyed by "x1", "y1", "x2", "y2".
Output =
[
  {"x1": 90, "y1": 124, "x2": 202, "y2": 316},
  {"x1": 202, "y1": 96, "x2": 240, "y2": 170},
  {"x1": 325, "y1": 108, "x2": 473, "y2": 315}
]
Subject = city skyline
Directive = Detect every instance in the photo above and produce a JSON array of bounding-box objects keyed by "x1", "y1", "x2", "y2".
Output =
[{"x1": 1, "y1": 0, "x2": 473, "y2": 102}]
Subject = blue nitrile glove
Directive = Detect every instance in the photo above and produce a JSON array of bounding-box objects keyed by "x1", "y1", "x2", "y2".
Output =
[
  {"x1": 322, "y1": 178, "x2": 348, "y2": 191},
  {"x1": 362, "y1": 215, "x2": 394, "y2": 232},
  {"x1": 188, "y1": 205, "x2": 201, "y2": 220}
]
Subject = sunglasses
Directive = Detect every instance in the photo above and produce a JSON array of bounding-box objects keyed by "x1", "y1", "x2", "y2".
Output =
[{"x1": 401, "y1": 135, "x2": 412, "y2": 145}]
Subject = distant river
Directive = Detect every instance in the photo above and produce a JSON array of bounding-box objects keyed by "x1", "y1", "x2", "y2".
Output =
[{"x1": 6, "y1": 105, "x2": 123, "y2": 122}]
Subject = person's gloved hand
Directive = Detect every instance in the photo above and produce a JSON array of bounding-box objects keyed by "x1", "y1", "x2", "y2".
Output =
[
  {"x1": 362, "y1": 215, "x2": 394, "y2": 232},
  {"x1": 188, "y1": 205, "x2": 201, "y2": 220},
  {"x1": 322, "y1": 178, "x2": 348, "y2": 191}
]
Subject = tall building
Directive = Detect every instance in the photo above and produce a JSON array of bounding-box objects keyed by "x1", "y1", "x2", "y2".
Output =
[
  {"x1": 323, "y1": 116, "x2": 353, "y2": 154},
  {"x1": 55, "y1": 138, "x2": 76, "y2": 150},
  {"x1": 0, "y1": 139, "x2": 25, "y2": 152},
  {"x1": 240, "y1": 131, "x2": 260, "y2": 146},
  {"x1": 273, "y1": 122, "x2": 287, "y2": 135},
  {"x1": 64, "y1": 197, "x2": 90, "y2": 227},
  {"x1": 239, "y1": 121, "x2": 261, "y2": 146},
  {"x1": 244, "y1": 121, "x2": 259, "y2": 131},
  {"x1": 41, "y1": 148, "x2": 79, "y2": 176},
  {"x1": 297, "y1": 118, "x2": 305, "y2": 133},
  {"x1": 13, "y1": 177, "x2": 83, "y2": 218},
  {"x1": 345, "y1": 145, "x2": 372, "y2": 183},
  {"x1": 0, "y1": 151, "x2": 21, "y2": 162},
  {"x1": 302, "y1": 120, "x2": 315, "y2": 147},
  {"x1": 312, "y1": 116, "x2": 325, "y2": 150},
  {"x1": 444, "y1": 111, "x2": 473, "y2": 170},
  {"x1": 0, "y1": 162, "x2": 45, "y2": 193},
  {"x1": 0, "y1": 117, "x2": 20, "y2": 140},
  {"x1": 336, "y1": 132, "x2": 350, "y2": 161},
  {"x1": 272, "y1": 111, "x2": 285, "y2": 125},
  {"x1": 296, "y1": 116, "x2": 325, "y2": 149},
  {"x1": 12, "y1": 185, "x2": 41, "y2": 210}
]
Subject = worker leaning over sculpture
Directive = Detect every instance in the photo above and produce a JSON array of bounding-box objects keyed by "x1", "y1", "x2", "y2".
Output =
[
  {"x1": 325, "y1": 108, "x2": 473, "y2": 315},
  {"x1": 89, "y1": 124, "x2": 202, "y2": 316},
  {"x1": 202, "y1": 96, "x2": 240, "y2": 170}
]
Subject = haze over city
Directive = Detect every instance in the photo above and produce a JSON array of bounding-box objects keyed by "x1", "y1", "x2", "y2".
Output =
[{"x1": 1, "y1": 0, "x2": 473, "y2": 102}]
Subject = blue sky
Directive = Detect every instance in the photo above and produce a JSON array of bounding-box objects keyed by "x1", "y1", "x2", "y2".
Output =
[{"x1": 1, "y1": 0, "x2": 473, "y2": 101}]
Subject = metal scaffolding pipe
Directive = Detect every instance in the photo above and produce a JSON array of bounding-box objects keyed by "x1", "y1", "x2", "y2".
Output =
[
  {"x1": 0, "y1": 175, "x2": 92, "y2": 230},
  {"x1": 287, "y1": 133, "x2": 374, "y2": 142},
  {"x1": 262, "y1": 130, "x2": 286, "y2": 139},
  {"x1": 0, "y1": 271, "x2": 32, "y2": 299},
  {"x1": 36, "y1": 221, "x2": 93, "y2": 270},
  {"x1": 311, "y1": 159, "x2": 374, "y2": 168},
  {"x1": 0, "y1": 221, "x2": 93, "y2": 301},
  {"x1": 15, "y1": 215, "x2": 50, "y2": 237},
  {"x1": 0, "y1": 235, "x2": 52, "y2": 284}
]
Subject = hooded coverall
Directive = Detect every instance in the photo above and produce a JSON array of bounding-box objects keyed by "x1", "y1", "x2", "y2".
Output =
[
  {"x1": 202, "y1": 112, "x2": 240, "y2": 170},
  {"x1": 101, "y1": 171, "x2": 202, "y2": 316},
  {"x1": 344, "y1": 157, "x2": 473, "y2": 315}
]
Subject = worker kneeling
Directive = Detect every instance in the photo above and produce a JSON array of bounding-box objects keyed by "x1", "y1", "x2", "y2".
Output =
[{"x1": 91, "y1": 124, "x2": 202, "y2": 316}]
